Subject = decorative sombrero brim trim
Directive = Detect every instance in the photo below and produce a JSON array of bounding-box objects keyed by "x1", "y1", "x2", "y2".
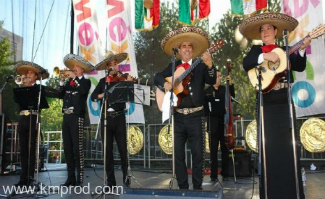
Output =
[
  {"x1": 95, "y1": 53, "x2": 128, "y2": 71},
  {"x1": 15, "y1": 61, "x2": 49, "y2": 80},
  {"x1": 63, "y1": 54, "x2": 95, "y2": 73},
  {"x1": 161, "y1": 26, "x2": 211, "y2": 58},
  {"x1": 239, "y1": 12, "x2": 298, "y2": 40}
]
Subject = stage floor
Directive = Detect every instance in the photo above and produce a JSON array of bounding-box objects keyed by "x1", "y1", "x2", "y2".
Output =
[{"x1": 0, "y1": 164, "x2": 324, "y2": 199}]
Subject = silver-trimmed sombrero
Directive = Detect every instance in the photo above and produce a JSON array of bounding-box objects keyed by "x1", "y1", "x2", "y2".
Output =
[
  {"x1": 63, "y1": 54, "x2": 95, "y2": 73},
  {"x1": 95, "y1": 51, "x2": 128, "y2": 71},
  {"x1": 161, "y1": 26, "x2": 211, "y2": 58},
  {"x1": 15, "y1": 61, "x2": 49, "y2": 80},
  {"x1": 239, "y1": 12, "x2": 298, "y2": 40}
]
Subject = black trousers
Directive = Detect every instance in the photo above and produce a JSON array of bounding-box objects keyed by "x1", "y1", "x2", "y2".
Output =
[
  {"x1": 207, "y1": 115, "x2": 229, "y2": 179},
  {"x1": 101, "y1": 113, "x2": 128, "y2": 186},
  {"x1": 18, "y1": 115, "x2": 37, "y2": 182},
  {"x1": 62, "y1": 114, "x2": 84, "y2": 183},
  {"x1": 174, "y1": 111, "x2": 205, "y2": 189}
]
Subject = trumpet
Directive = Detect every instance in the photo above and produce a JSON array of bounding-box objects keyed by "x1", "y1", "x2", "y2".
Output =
[
  {"x1": 15, "y1": 75, "x2": 31, "y2": 87},
  {"x1": 53, "y1": 66, "x2": 74, "y2": 78}
]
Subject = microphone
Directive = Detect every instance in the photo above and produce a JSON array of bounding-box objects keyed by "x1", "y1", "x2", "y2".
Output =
[
  {"x1": 6, "y1": 75, "x2": 14, "y2": 80},
  {"x1": 172, "y1": 48, "x2": 180, "y2": 54},
  {"x1": 256, "y1": 65, "x2": 266, "y2": 72},
  {"x1": 283, "y1": 29, "x2": 288, "y2": 36},
  {"x1": 107, "y1": 67, "x2": 114, "y2": 72}
]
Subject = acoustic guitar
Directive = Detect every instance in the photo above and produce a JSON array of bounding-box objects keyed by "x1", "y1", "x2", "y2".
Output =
[
  {"x1": 156, "y1": 39, "x2": 224, "y2": 111},
  {"x1": 248, "y1": 24, "x2": 325, "y2": 93}
]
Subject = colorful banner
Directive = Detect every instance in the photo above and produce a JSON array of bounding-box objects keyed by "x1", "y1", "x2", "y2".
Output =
[
  {"x1": 72, "y1": 0, "x2": 105, "y2": 124},
  {"x1": 282, "y1": 0, "x2": 325, "y2": 117},
  {"x1": 230, "y1": 0, "x2": 267, "y2": 15},
  {"x1": 105, "y1": 0, "x2": 145, "y2": 123}
]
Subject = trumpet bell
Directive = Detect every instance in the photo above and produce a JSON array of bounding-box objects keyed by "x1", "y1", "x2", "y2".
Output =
[
  {"x1": 14, "y1": 75, "x2": 22, "y2": 85},
  {"x1": 53, "y1": 66, "x2": 74, "y2": 78}
]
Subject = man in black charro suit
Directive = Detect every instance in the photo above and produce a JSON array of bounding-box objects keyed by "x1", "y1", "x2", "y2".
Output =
[
  {"x1": 91, "y1": 51, "x2": 132, "y2": 189},
  {"x1": 13, "y1": 61, "x2": 59, "y2": 187},
  {"x1": 204, "y1": 70, "x2": 235, "y2": 182},
  {"x1": 59, "y1": 54, "x2": 94, "y2": 187},
  {"x1": 154, "y1": 26, "x2": 216, "y2": 190}
]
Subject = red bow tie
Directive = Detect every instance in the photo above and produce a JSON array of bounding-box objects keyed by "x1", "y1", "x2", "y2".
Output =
[
  {"x1": 177, "y1": 62, "x2": 190, "y2": 70},
  {"x1": 261, "y1": 44, "x2": 278, "y2": 53}
]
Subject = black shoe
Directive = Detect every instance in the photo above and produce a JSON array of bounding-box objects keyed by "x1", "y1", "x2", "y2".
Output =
[
  {"x1": 123, "y1": 178, "x2": 131, "y2": 187},
  {"x1": 210, "y1": 177, "x2": 217, "y2": 182},
  {"x1": 60, "y1": 179, "x2": 76, "y2": 187},
  {"x1": 179, "y1": 186, "x2": 189, "y2": 190},
  {"x1": 75, "y1": 181, "x2": 83, "y2": 187},
  {"x1": 193, "y1": 186, "x2": 203, "y2": 190},
  {"x1": 14, "y1": 180, "x2": 28, "y2": 188}
]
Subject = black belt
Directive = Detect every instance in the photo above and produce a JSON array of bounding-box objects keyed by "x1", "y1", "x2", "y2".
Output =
[{"x1": 106, "y1": 110, "x2": 125, "y2": 118}]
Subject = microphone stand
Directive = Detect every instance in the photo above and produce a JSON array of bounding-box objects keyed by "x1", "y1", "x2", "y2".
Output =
[
  {"x1": 168, "y1": 49, "x2": 177, "y2": 189},
  {"x1": 256, "y1": 66, "x2": 267, "y2": 199},
  {"x1": 34, "y1": 74, "x2": 51, "y2": 196},
  {"x1": 283, "y1": 29, "x2": 301, "y2": 199},
  {"x1": 92, "y1": 69, "x2": 109, "y2": 199}
]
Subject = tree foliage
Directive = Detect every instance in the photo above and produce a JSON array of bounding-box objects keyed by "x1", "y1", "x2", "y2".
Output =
[{"x1": 0, "y1": 21, "x2": 19, "y2": 122}]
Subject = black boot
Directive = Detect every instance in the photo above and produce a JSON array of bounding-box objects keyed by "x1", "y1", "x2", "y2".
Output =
[{"x1": 60, "y1": 179, "x2": 76, "y2": 187}]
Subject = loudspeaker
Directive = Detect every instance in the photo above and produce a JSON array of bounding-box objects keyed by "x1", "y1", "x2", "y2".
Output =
[
  {"x1": 228, "y1": 150, "x2": 251, "y2": 177},
  {"x1": 120, "y1": 188, "x2": 223, "y2": 199}
]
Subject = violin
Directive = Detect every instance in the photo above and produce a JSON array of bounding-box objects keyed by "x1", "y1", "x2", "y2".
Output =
[
  {"x1": 224, "y1": 59, "x2": 235, "y2": 150},
  {"x1": 110, "y1": 71, "x2": 139, "y2": 83}
]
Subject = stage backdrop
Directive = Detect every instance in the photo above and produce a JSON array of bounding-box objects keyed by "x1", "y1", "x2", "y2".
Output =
[
  {"x1": 282, "y1": 0, "x2": 325, "y2": 117},
  {"x1": 73, "y1": 0, "x2": 145, "y2": 124}
]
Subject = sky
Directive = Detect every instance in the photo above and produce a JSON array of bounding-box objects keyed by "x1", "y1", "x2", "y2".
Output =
[{"x1": 0, "y1": 0, "x2": 231, "y2": 78}]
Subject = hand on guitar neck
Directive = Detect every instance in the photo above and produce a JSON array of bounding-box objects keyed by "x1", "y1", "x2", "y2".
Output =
[{"x1": 299, "y1": 35, "x2": 312, "y2": 51}]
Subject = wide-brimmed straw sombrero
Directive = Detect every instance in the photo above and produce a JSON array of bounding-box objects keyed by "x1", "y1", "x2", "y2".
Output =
[
  {"x1": 95, "y1": 51, "x2": 128, "y2": 71},
  {"x1": 239, "y1": 12, "x2": 298, "y2": 40},
  {"x1": 63, "y1": 54, "x2": 95, "y2": 73},
  {"x1": 15, "y1": 61, "x2": 49, "y2": 80},
  {"x1": 161, "y1": 26, "x2": 211, "y2": 58}
]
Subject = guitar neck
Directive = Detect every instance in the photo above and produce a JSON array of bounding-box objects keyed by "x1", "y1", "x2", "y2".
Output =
[
  {"x1": 178, "y1": 57, "x2": 202, "y2": 82},
  {"x1": 288, "y1": 36, "x2": 309, "y2": 55}
]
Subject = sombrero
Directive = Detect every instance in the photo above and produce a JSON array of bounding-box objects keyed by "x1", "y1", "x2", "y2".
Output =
[
  {"x1": 15, "y1": 61, "x2": 49, "y2": 80},
  {"x1": 161, "y1": 26, "x2": 211, "y2": 58},
  {"x1": 239, "y1": 12, "x2": 298, "y2": 40},
  {"x1": 63, "y1": 54, "x2": 95, "y2": 73},
  {"x1": 95, "y1": 51, "x2": 128, "y2": 71}
]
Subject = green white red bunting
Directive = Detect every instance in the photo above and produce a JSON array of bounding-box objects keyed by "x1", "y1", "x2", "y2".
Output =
[
  {"x1": 179, "y1": 0, "x2": 210, "y2": 25},
  {"x1": 135, "y1": 0, "x2": 160, "y2": 31},
  {"x1": 230, "y1": 0, "x2": 267, "y2": 16}
]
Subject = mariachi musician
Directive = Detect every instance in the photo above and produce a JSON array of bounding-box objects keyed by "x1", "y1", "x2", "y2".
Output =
[
  {"x1": 58, "y1": 54, "x2": 94, "y2": 187},
  {"x1": 13, "y1": 61, "x2": 52, "y2": 187},
  {"x1": 240, "y1": 13, "x2": 311, "y2": 199},
  {"x1": 204, "y1": 69, "x2": 235, "y2": 182},
  {"x1": 91, "y1": 51, "x2": 133, "y2": 189},
  {"x1": 154, "y1": 26, "x2": 216, "y2": 190}
]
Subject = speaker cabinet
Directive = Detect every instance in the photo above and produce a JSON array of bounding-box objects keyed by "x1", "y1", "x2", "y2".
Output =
[
  {"x1": 120, "y1": 188, "x2": 223, "y2": 199},
  {"x1": 228, "y1": 150, "x2": 251, "y2": 177}
]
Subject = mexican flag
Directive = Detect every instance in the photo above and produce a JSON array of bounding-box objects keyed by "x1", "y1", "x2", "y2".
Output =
[
  {"x1": 135, "y1": 0, "x2": 160, "y2": 31},
  {"x1": 179, "y1": 0, "x2": 210, "y2": 25},
  {"x1": 230, "y1": 0, "x2": 267, "y2": 15}
]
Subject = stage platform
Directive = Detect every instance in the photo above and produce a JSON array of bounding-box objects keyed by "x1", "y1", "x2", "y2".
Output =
[{"x1": 0, "y1": 163, "x2": 324, "y2": 198}]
